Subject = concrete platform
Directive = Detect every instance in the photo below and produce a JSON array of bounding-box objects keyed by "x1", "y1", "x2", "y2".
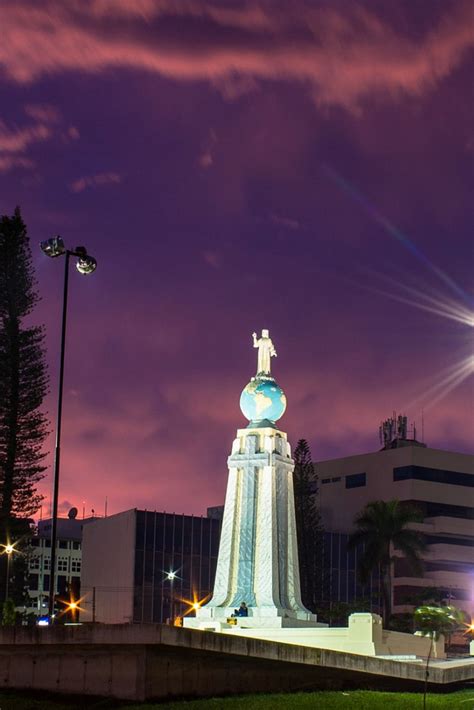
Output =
[{"x1": 0, "y1": 624, "x2": 472, "y2": 702}]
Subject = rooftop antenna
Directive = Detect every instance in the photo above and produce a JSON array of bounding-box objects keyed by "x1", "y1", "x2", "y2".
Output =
[
  {"x1": 421, "y1": 408, "x2": 425, "y2": 443},
  {"x1": 104, "y1": 497, "x2": 108, "y2": 518}
]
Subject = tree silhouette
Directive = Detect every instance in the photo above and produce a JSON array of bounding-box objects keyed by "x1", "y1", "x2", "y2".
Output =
[
  {"x1": 293, "y1": 438, "x2": 324, "y2": 612},
  {"x1": 348, "y1": 500, "x2": 425, "y2": 626},
  {"x1": 0, "y1": 209, "x2": 49, "y2": 598}
]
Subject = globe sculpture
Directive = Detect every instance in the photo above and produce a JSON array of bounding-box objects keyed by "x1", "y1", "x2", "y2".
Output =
[{"x1": 240, "y1": 377, "x2": 287, "y2": 424}]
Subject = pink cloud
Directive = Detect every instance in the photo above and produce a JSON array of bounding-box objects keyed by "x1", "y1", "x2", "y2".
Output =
[
  {"x1": 0, "y1": 2, "x2": 472, "y2": 110},
  {"x1": 24, "y1": 103, "x2": 61, "y2": 124},
  {"x1": 0, "y1": 120, "x2": 50, "y2": 153},
  {"x1": 0, "y1": 103, "x2": 72, "y2": 173},
  {"x1": 0, "y1": 155, "x2": 34, "y2": 173},
  {"x1": 70, "y1": 171, "x2": 122, "y2": 193}
]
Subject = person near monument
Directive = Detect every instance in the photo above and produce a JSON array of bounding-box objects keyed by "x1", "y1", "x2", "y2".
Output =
[
  {"x1": 252, "y1": 329, "x2": 277, "y2": 375},
  {"x1": 233, "y1": 602, "x2": 248, "y2": 617}
]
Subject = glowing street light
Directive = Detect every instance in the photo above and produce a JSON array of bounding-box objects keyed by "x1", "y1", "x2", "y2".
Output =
[
  {"x1": 180, "y1": 592, "x2": 211, "y2": 618},
  {"x1": 40, "y1": 236, "x2": 98, "y2": 622},
  {"x1": 58, "y1": 595, "x2": 86, "y2": 623}
]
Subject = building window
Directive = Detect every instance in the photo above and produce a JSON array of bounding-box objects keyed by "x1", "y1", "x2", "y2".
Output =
[
  {"x1": 59, "y1": 540, "x2": 68, "y2": 549},
  {"x1": 404, "y1": 500, "x2": 474, "y2": 520},
  {"x1": 321, "y1": 478, "x2": 331, "y2": 484},
  {"x1": 57, "y1": 558, "x2": 68, "y2": 572},
  {"x1": 425, "y1": 534, "x2": 474, "y2": 547},
  {"x1": 29, "y1": 557, "x2": 40, "y2": 570},
  {"x1": 331, "y1": 477, "x2": 341, "y2": 483},
  {"x1": 345, "y1": 472, "x2": 366, "y2": 489},
  {"x1": 28, "y1": 574, "x2": 39, "y2": 591},
  {"x1": 394, "y1": 465, "x2": 473, "y2": 488},
  {"x1": 71, "y1": 560, "x2": 81, "y2": 573},
  {"x1": 43, "y1": 558, "x2": 50, "y2": 571},
  {"x1": 31, "y1": 538, "x2": 40, "y2": 547},
  {"x1": 72, "y1": 542, "x2": 80, "y2": 550}
]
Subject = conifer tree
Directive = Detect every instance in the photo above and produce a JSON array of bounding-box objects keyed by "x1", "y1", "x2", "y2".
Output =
[
  {"x1": 293, "y1": 438, "x2": 324, "y2": 612},
  {"x1": 0, "y1": 208, "x2": 48, "y2": 534}
]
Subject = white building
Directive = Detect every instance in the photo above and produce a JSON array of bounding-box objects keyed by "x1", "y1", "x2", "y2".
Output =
[
  {"x1": 317, "y1": 438, "x2": 474, "y2": 616},
  {"x1": 26, "y1": 513, "x2": 95, "y2": 618}
]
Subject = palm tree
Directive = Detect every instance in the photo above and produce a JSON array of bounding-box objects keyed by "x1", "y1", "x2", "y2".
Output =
[{"x1": 347, "y1": 500, "x2": 426, "y2": 627}]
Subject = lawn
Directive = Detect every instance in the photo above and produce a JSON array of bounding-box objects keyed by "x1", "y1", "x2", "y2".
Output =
[{"x1": 0, "y1": 690, "x2": 472, "y2": 710}]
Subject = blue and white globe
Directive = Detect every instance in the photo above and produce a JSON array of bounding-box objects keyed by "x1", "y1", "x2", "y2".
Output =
[{"x1": 240, "y1": 377, "x2": 287, "y2": 424}]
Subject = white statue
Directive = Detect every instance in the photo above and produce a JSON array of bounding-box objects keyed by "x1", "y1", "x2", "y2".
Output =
[{"x1": 252, "y1": 329, "x2": 277, "y2": 375}]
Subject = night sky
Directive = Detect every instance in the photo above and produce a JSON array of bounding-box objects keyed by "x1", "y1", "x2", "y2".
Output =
[{"x1": 1, "y1": 1, "x2": 472, "y2": 519}]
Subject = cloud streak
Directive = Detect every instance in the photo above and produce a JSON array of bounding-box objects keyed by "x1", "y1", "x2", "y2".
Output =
[
  {"x1": 1, "y1": 1, "x2": 472, "y2": 110},
  {"x1": 70, "y1": 171, "x2": 122, "y2": 193}
]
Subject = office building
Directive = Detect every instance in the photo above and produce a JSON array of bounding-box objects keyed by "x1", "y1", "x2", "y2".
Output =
[
  {"x1": 81, "y1": 509, "x2": 221, "y2": 623},
  {"x1": 317, "y1": 432, "x2": 473, "y2": 616}
]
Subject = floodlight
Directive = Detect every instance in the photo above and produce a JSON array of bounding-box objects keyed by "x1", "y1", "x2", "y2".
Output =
[
  {"x1": 76, "y1": 253, "x2": 97, "y2": 275},
  {"x1": 40, "y1": 236, "x2": 66, "y2": 258}
]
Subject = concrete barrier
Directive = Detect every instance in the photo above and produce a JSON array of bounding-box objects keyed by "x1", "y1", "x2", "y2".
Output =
[{"x1": 0, "y1": 624, "x2": 471, "y2": 702}]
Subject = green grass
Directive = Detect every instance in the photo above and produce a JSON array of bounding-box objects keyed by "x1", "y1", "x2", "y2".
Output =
[
  {"x1": 141, "y1": 690, "x2": 473, "y2": 709},
  {"x1": 0, "y1": 690, "x2": 472, "y2": 710}
]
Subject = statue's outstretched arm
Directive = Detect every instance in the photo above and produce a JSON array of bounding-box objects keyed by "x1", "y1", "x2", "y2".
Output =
[{"x1": 252, "y1": 332, "x2": 258, "y2": 347}]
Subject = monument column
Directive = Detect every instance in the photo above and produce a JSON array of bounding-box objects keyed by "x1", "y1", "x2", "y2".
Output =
[{"x1": 185, "y1": 330, "x2": 318, "y2": 629}]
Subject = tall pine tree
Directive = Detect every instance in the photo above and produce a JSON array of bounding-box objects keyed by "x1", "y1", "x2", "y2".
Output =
[
  {"x1": 293, "y1": 438, "x2": 324, "y2": 612},
  {"x1": 0, "y1": 208, "x2": 48, "y2": 535}
]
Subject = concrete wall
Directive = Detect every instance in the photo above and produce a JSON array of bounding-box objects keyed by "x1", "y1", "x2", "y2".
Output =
[
  {"x1": 212, "y1": 613, "x2": 445, "y2": 659},
  {"x1": 0, "y1": 624, "x2": 470, "y2": 702},
  {"x1": 81, "y1": 509, "x2": 136, "y2": 623}
]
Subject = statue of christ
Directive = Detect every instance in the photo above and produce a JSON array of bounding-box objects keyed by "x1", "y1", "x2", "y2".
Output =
[{"x1": 252, "y1": 329, "x2": 277, "y2": 375}]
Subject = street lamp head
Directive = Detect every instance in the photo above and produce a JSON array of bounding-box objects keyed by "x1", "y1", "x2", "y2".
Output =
[
  {"x1": 40, "y1": 236, "x2": 66, "y2": 258},
  {"x1": 166, "y1": 571, "x2": 177, "y2": 581},
  {"x1": 76, "y1": 255, "x2": 97, "y2": 275},
  {"x1": 75, "y1": 247, "x2": 97, "y2": 276}
]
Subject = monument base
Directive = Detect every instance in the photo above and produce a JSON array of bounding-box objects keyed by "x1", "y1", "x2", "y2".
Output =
[
  {"x1": 184, "y1": 615, "x2": 327, "y2": 631},
  {"x1": 183, "y1": 613, "x2": 446, "y2": 659},
  {"x1": 183, "y1": 603, "x2": 324, "y2": 631}
]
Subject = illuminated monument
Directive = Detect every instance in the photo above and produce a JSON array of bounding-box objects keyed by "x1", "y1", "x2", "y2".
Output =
[{"x1": 185, "y1": 329, "x2": 318, "y2": 629}]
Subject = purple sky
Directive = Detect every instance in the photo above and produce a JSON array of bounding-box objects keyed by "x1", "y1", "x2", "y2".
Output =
[{"x1": 1, "y1": 0, "x2": 472, "y2": 519}]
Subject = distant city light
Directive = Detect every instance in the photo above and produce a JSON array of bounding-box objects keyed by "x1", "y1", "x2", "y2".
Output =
[{"x1": 166, "y1": 571, "x2": 177, "y2": 581}]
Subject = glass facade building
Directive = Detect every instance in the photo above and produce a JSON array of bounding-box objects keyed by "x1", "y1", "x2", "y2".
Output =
[{"x1": 134, "y1": 510, "x2": 221, "y2": 623}]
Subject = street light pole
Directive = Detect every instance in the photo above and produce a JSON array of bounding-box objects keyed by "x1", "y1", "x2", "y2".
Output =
[
  {"x1": 48, "y1": 251, "x2": 70, "y2": 622},
  {"x1": 2, "y1": 543, "x2": 16, "y2": 602},
  {"x1": 5, "y1": 549, "x2": 12, "y2": 600},
  {"x1": 40, "y1": 237, "x2": 97, "y2": 623}
]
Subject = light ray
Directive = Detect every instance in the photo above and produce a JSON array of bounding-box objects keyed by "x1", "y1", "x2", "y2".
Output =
[
  {"x1": 405, "y1": 355, "x2": 474, "y2": 410},
  {"x1": 359, "y1": 275, "x2": 474, "y2": 328},
  {"x1": 323, "y1": 164, "x2": 472, "y2": 305}
]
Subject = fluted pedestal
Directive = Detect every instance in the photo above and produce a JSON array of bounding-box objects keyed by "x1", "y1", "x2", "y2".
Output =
[{"x1": 184, "y1": 426, "x2": 319, "y2": 630}]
